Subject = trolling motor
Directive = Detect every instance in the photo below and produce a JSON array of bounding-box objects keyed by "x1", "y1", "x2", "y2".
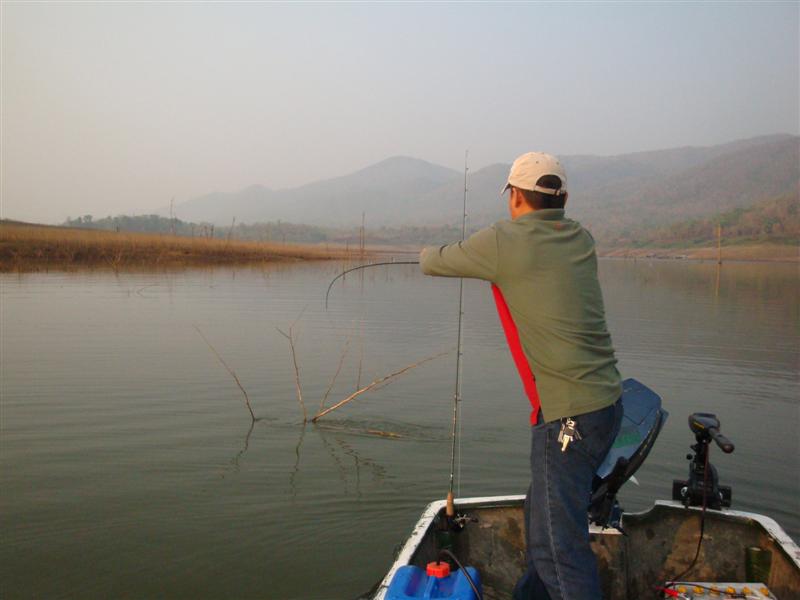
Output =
[{"x1": 672, "y1": 412, "x2": 735, "y2": 510}]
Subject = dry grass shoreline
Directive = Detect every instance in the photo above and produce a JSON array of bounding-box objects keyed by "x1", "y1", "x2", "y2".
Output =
[
  {"x1": 0, "y1": 221, "x2": 352, "y2": 272},
  {"x1": 2, "y1": 221, "x2": 795, "y2": 272}
]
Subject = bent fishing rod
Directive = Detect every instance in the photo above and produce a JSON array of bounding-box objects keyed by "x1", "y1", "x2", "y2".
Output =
[{"x1": 324, "y1": 261, "x2": 420, "y2": 310}]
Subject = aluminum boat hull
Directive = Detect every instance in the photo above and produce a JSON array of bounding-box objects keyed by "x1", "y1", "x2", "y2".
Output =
[{"x1": 371, "y1": 496, "x2": 800, "y2": 600}]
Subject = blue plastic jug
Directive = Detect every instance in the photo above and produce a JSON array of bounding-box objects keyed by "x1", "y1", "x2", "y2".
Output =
[{"x1": 386, "y1": 562, "x2": 481, "y2": 599}]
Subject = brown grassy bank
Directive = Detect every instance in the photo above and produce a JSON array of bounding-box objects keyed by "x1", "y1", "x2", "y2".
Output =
[
  {"x1": 0, "y1": 221, "x2": 353, "y2": 272},
  {"x1": 599, "y1": 243, "x2": 799, "y2": 262}
]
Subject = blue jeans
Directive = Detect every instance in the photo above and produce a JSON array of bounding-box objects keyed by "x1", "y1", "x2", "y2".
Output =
[{"x1": 513, "y1": 399, "x2": 622, "y2": 600}]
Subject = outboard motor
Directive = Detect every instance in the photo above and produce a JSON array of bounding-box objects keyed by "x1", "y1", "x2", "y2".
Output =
[
  {"x1": 589, "y1": 378, "x2": 668, "y2": 530},
  {"x1": 672, "y1": 412, "x2": 735, "y2": 510}
]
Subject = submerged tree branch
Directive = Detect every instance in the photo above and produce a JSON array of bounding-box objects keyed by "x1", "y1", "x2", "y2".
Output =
[
  {"x1": 320, "y1": 337, "x2": 351, "y2": 413},
  {"x1": 277, "y1": 325, "x2": 306, "y2": 422},
  {"x1": 356, "y1": 321, "x2": 364, "y2": 392},
  {"x1": 194, "y1": 325, "x2": 257, "y2": 422},
  {"x1": 311, "y1": 350, "x2": 450, "y2": 422}
]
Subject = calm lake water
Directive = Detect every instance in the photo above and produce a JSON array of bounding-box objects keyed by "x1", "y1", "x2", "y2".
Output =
[{"x1": 1, "y1": 259, "x2": 798, "y2": 599}]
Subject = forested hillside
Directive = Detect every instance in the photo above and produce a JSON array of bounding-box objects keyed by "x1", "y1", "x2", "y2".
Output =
[{"x1": 604, "y1": 191, "x2": 799, "y2": 248}]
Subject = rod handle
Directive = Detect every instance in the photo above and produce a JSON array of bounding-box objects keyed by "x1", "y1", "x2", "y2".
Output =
[{"x1": 446, "y1": 491, "x2": 455, "y2": 517}]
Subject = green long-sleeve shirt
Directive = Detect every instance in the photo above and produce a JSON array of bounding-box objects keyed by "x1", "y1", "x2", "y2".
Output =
[{"x1": 420, "y1": 209, "x2": 621, "y2": 423}]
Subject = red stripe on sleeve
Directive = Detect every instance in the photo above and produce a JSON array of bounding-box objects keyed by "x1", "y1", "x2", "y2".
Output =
[{"x1": 491, "y1": 284, "x2": 542, "y2": 425}]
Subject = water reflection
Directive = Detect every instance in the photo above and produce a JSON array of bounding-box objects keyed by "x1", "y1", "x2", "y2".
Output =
[
  {"x1": 316, "y1": 424, "x2": 351, "y2": 496},
  {"x1": 230, "y1": 420, "x2": 256, "y2": 473},
  {"x1": 317, "y1": 425, "x2": 391, "y2": 498},
  {"x1": 289, "y1": 423, "x2": 307, "y2": 501},
  {"x1": 333, "y1": 436, "x2": 388, "y2": 498},
  {"x1": 284, "y1": 418, "x2": 401, "y2": 502}
]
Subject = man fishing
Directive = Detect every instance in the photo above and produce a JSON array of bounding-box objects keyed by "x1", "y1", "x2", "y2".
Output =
[{"x1": 420, "y1": 152, "x2": 622, "y2": 600}]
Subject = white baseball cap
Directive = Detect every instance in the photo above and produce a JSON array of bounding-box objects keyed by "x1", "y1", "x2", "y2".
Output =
[{"x1": 501, "y1": 152, "x2": 567, "y2": 196}]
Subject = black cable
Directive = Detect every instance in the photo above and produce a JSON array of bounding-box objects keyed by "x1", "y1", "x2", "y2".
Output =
[
  {"x1": 438, "y1": 548, "x2": 482, "y2": 600},
  {"x1": 324, "y1": 261, "x2": 420, "y2": 309},
  {"x1": 661, "y1": 447, "x2": 711, "y2": 596}
]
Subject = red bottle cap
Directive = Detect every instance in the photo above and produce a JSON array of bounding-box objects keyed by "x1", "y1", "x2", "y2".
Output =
[{"x1": 426, "y1": 561, "x2": 451, "y2": 578}]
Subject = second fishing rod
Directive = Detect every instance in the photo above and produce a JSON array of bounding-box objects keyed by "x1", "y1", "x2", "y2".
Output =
[
  {"x1": 324, "y1": 151, "x2": 471, "y2": 521},
  {"x1": 446, "y1": 150, "x2": 468, "y2": 519}
]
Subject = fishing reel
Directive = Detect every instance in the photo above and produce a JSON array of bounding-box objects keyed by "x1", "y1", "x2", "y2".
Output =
[
  {"x1": 433, "y1": 493, "x2": 479, "y2": 562},
  {"x1": 432, "y1": 508, "x2": 478, "y2": 573},
  {"x1": 672, "y1": 412, "x2": 734, "y2": 510},
  {"x1": 439, "y1": 511, "x2": 477, "y2": 533}
]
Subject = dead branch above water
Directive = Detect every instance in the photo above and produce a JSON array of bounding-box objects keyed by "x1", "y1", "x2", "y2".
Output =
[
  {"x1": 277, "y1": 320, "x2": 306, "y2": 423},
  {"x1": 311, "y1": 350, "x2": 450, "y2": 422},
  {"x1": 320, "y1": 337, "x2": 351, "y2": 413},
  {"x1": 194, "y1": 325, "x2": 258, "y2": 422}
]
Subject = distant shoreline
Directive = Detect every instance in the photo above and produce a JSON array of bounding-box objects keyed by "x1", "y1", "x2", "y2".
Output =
[
  {"x1": 0, "y1": 221, "x2": 353, "y2": 272},
  {"x1": 597, "y1": 244, "x2": 798, "y2": 263},
  {"x1": 2, "y1": 220, "x2": 796, "y2": 272},
  {"x1": 373, "y1": 243, "x2": 799, "y2": 263}
]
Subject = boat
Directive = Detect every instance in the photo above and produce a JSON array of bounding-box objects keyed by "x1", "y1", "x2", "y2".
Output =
[{"x1": 367, "y1": 380, "x2": 800, "y2": 600}]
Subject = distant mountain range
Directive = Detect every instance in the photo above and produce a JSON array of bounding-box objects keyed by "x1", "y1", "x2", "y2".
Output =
[
  {"x1": 169, "y1": 134, "x2": 799, "y2": 241},
  {"x1": 172, "y1": 156, "x2": 460, "y2": 226}
]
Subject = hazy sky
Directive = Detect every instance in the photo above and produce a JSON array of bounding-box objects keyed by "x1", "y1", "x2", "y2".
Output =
[{"x1": 3, "y1": 2, "x2": 798, "y2": 223}]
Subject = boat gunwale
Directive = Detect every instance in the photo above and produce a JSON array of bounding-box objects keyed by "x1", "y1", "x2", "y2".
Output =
[{"x1": 371, "y1": 496, "x2": 800, "y2": 599}]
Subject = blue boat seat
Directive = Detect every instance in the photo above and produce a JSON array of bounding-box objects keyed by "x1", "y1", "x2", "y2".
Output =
[{"x1": 589, "y1": 378, "x2": 668, "y2": 529}]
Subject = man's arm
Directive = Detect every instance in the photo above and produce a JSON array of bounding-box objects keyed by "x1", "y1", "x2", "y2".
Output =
[{"x1": 420, "y1": 226, "x2": 498, "y2": 281}]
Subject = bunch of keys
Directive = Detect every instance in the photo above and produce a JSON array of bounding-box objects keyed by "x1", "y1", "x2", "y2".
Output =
[{"x1": 557, "y1": 417, "x2": 582, "y2": 452}]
